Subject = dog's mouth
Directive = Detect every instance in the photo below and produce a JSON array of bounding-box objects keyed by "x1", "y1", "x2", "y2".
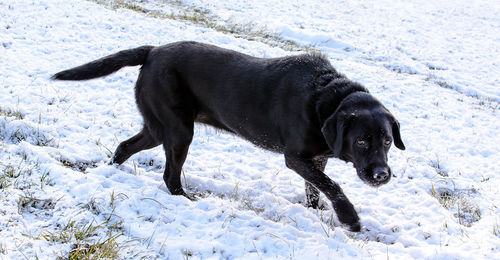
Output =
[{"x1": 356, "y1": 167, "x2": 391, "y2": 187}]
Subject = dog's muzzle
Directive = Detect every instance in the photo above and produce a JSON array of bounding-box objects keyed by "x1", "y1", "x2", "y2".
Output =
[
  {"x1": 357, "y1": 166, "x2": 391, "y2": 187},
  {"x1": 373, "y1": 167, "x2": 390, "y2": 182}
]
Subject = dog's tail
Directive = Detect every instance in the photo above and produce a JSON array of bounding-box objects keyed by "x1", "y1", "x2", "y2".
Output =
[{"x1": 51, "y1": 45, "x2": 155, "y2": 81}]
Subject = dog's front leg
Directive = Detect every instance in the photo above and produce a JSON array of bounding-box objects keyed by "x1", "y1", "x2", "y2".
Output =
[
  {"x1": 285, "y1": 155, "x2": 361, "y2": 232},
  {"x1": 305, "y1": 157, "x2": 328, "y2": 209}
]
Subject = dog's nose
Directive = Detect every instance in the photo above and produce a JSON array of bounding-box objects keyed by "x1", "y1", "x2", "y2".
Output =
[{"x1": 373, "y1": 167, "x2": 390, "y2": 182}]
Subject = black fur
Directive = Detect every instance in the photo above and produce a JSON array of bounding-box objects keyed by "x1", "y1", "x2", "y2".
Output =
[
  {"x1": 52, "y1": 46, "x2": 154, "y2": 80},
  {"x1": 53, "y1": 41, "x2": 405, "y2": 232}
]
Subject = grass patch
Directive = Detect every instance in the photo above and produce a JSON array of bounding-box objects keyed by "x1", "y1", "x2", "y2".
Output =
[
  {"x1": 40, "y1": 221, "x2": 100, "y2": 244},
  {"x1": 68, "y1": 236, "x2": 121, "y2": 260},
  {"x1": 431, "y1": 184, "x2": 481, "y2": 227},
  {"x1": 383, "y1": 63, "x2": 418, "y2": 75},
  {"x1": 435, "y1": 80, "x2": 454, "y2": 90},
  {"x1": 431, "y1": 185, "x2": 455, "y2": 209},
  {"x1": 476, "y1": 98, "x2": 499, "y2": 112},
  {"x1": 0, "y1": 157, "x2": 32, "y2": 190},
  {"x1": 0, "y1": 106, "x2": 56, "y2": 147},
  {"x1": 429, "y1": 157, "x2": 448, "y2": 177},
  {"x1": 494, "y1": 222, "x2": 500, "y2": 237},
  {"x1": 425, "y1": 74, "x2": 499, "y2": 105},
  {"x1": 1, "y1": 121, "x2": 56, "y2": 146},
  {"x1": 239, "y1": 193, "x2": 265, "y2": 215},
  {"x1": 0, "y1": 243, "x2": 6, "y2": 255},
  {"x1": 17, "y1": 193, "x2": 56, "y2": 213},
  {"x1": 0, "y1": 106, "x2": 24, "y2": 120},
  {"x1": 135, "y1": 156, "x2": 163, "y2": 172},
  {"x1": 0, "y1": 164, "x2": 21, "y2": 189},
  {"x1": 79, "y1": 196, "x2": 105, "y2": 215},
  {"x1": 429, "y1": 156, "x2": 481, "y2": 227},
  {"x1": 39, "y1": 170, "x2": 54, "y2": 189},
  {"x1": 90, "y1": 0, "x2": 315, "y2": 52},
  {"x1": 78, "y1": 192, "x2": 127, "y2": 233},
  {"x1": 38, "y1": 220, "x2": 123, "y2": 259},
  {"x1": 58, "y1": 158, "x2": 97, "y2": 172},
  {"x1": 318, "y1": 210, "x2": 336, "y2": 237},
  {"x1": 182, "y1": 249, "x2": 194, "y2": 260}
]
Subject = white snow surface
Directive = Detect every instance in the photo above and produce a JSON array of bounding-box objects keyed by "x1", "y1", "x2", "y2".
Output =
[{"x1": 1, "y1": 0, "x2": 499, "y2": 259}]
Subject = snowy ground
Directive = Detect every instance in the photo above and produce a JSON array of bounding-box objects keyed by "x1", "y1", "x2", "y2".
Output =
[{"x1": 1, "y1": 0, "x2": 499, "y2": 259}]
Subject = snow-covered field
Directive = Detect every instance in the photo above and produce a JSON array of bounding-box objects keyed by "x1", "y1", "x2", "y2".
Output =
[{"x1": 1, "y1": 0, "x2": 499, "y2": 259}]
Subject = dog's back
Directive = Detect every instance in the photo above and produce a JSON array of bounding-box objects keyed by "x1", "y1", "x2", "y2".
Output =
[{"x1": 119, "y1": 42, "x2": 336, "y2": 151}]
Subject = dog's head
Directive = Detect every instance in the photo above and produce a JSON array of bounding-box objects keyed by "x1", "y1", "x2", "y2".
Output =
[{"x1": 321, "y1": 92, "x2": 405, "y2": 187}]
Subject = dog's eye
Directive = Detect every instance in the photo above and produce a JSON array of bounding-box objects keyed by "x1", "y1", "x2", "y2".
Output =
[
  {"x1": 384, "y1": 138, "x2": 392, "y2": 146},
  {"x1": 356, "y1": 139, "x2": 367, "y2": 147}
]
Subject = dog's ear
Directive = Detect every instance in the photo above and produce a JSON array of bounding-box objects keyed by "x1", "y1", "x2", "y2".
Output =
[
  {"x1": 392, "y1": 120, "x2": 406, "y2": 150},
  {"x1": 321, "y1": 112, "x2": 347, "y2": 157}
]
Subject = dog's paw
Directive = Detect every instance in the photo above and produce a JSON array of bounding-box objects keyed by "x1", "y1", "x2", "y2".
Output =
[
  {"x1": 305, "y1": 199, "x2": 319, "y2": 209},
  {"x1": 347, "y1": 221, "x2": 361, "y2": 232},
  {"x1": 332, "y1": 198, "x2": 361, "y2": 232},
  {"x1": 305, "y1": 200, "x2": 329, "y2": 210},
  {"x1": 182, "y1": 192, "x2": 197, "y2": 201},
  {"x1": 170, "y1": 188, "x2": 197, "y2": 201},
  {"x1": 110, "y1": 153, "x2": 125, "y2": 165}
]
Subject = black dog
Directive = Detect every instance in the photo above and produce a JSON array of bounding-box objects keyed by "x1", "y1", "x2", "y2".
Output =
[{"x1": 53, "y1": 41, "x2": 405, "y2": 231}]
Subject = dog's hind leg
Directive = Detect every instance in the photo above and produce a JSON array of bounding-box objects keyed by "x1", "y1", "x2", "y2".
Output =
[
  {"x1": 305, "y1": 157, "x2": 327, "y2": 209},
  {"x1": 111, "y1": 127, "x2": 160, "y2": 165},
  {"x1": 160, "y1": 114, "x2": 195, "y2": 200}
]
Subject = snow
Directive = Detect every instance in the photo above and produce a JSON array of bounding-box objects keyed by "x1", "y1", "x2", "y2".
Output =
[
  {"x1": 184, "y1": 0, "x2": 500, "y2": 101},
  {"x1": 1, "y1": 0, "x2": 499, "y2": 259}
]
